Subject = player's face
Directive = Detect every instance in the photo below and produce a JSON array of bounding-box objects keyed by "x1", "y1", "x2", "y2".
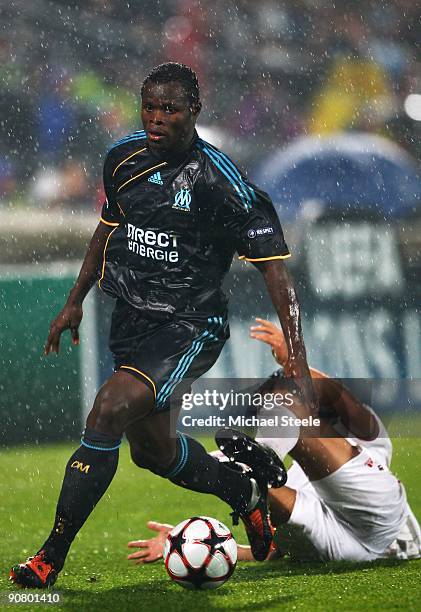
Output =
[{"x1": 141, "y1": 81, "x2": 200, "y2": 154}]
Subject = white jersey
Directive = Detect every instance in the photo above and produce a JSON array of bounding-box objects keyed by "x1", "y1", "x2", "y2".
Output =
[{"x1": 284, "y1": 408, "x2": 420, "y2": 561}]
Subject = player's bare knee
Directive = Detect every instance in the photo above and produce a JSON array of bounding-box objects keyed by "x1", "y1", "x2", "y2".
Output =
[{"x1": 87, "y1": 387, "x2": 126, "y2": 436}]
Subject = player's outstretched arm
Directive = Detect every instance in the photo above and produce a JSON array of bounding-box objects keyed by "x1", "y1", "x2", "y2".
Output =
[
  {"x1": 251, "y1": 318, "x2": 378, "y2": 439},
  {"x1": 237, "y1": 544, "x2": 281, "y2": 562},
  {"x1": 126, "y1": 521, "x2": 267, "y2": 564},
  {"x1": 255, "y1": 259, "x2": 317, "y2": 412},
  {"x1": 44, "y1": 222, "x2": 113, "y2": 355}
]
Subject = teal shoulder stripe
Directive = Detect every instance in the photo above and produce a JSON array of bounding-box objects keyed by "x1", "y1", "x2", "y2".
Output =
[
  {"x1": 199, "y1": 139, "x2": 256, "y2": 203},
  {"x1": 198, "y1": 141, "x2": 252, "y2": 210}
]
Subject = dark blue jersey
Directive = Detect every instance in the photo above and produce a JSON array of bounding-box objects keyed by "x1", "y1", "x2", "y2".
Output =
[{"x1": 99, "y1": 130, "x2": 290, "y2": 318}]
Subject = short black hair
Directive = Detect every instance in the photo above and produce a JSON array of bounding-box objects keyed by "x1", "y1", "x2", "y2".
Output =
[{"x1": 141, "y1": 62, "x2": 200, "y2": 107}]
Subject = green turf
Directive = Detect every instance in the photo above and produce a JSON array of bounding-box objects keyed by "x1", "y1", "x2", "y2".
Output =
[{"x1": 1, "y1": 438, "x2": 420, "y2": 611}]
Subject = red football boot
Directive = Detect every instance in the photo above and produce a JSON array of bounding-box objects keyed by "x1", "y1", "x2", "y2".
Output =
[
  {"x1": 231, "y1": 478, "x2": 276, "y2": 561},
  {"x1": 10, "y1": 550, "x2": 58, "y2": 588}
]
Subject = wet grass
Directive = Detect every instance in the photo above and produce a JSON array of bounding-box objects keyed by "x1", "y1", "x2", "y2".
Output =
[{"x1": 1, "y1": 437, "x2": 420, "y2": 611}]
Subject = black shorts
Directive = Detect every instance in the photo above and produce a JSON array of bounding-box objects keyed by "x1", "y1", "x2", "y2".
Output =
[{"x1": 109, "y1": 300, "x2": 229, "y2": 412}]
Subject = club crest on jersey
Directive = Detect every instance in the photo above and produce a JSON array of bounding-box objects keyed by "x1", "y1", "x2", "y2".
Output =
[{"x1": 173, "y1": 188, "x2": 191, "y2": 212}]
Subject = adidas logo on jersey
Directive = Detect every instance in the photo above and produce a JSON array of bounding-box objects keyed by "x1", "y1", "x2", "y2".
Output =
[{"x1": 148, "y1": 171, "x2": 163, "y2": 185}]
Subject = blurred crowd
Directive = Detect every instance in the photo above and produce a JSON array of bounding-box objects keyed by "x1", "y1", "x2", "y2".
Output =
[{"x1": 1, "y1": 0, "x2": 419, "y2": 210}]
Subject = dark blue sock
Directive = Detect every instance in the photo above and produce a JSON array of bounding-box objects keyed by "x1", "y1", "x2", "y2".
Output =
[
  {"x1": 41, "y1": 428, "x2": 121, "y2": 569},
  {"x1": 164, "y1": 433, "x2": 252, "y2": 514}
]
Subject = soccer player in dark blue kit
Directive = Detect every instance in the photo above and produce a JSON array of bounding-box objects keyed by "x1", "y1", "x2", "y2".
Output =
[{"x1": 11, "y1": 63, "x2": 315, "y2": 587}]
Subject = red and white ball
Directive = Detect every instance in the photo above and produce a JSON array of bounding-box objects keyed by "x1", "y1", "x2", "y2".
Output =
[{"x1": 164, "y1": 516, "x2": 237, "y2": 590}]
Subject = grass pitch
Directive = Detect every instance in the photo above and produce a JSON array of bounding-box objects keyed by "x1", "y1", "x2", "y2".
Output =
[{"x1": 1, "y1": 438, "x2": 420, "y2": 611}]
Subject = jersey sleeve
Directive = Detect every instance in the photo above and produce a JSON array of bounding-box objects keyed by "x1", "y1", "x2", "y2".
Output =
[
  {"x1": 213, "y1": 164, "x2": 290, "y2": 262},
  {"x1": 100, "y1": 152, "x2": 122, "y2": 227}
]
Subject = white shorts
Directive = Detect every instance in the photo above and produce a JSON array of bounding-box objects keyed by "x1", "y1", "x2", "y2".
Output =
[{"x1": 283, "y1": 446, "x2": 418, "y2": 562}]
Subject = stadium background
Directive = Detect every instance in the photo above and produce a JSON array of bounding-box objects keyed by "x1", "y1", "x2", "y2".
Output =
[{"x1": 0, "y1": 2, "x2": 420, "y2": 440}]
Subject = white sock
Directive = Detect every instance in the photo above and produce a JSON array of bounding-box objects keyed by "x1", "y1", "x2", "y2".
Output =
[{"x1": 256, "y1": 406, "x2": 300, "y2": 460}]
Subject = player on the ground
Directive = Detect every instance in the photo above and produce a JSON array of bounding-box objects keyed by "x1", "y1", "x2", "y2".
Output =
[
  {"x1": 126, "y1": 319, "x2": 421, "y2": 564},
  {"x1": 10, "y1": 63, "x2": 315, "y2": 588}
]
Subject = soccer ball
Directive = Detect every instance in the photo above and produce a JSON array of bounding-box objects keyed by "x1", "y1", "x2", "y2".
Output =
[{"x1": 164, "y1": 516, "x2": 237, "y2": 590}]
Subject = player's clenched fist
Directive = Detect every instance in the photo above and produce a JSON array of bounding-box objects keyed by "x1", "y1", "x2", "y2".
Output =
[{"x1": 44, "y1": 301, "x2": 83, "y2": 355}]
